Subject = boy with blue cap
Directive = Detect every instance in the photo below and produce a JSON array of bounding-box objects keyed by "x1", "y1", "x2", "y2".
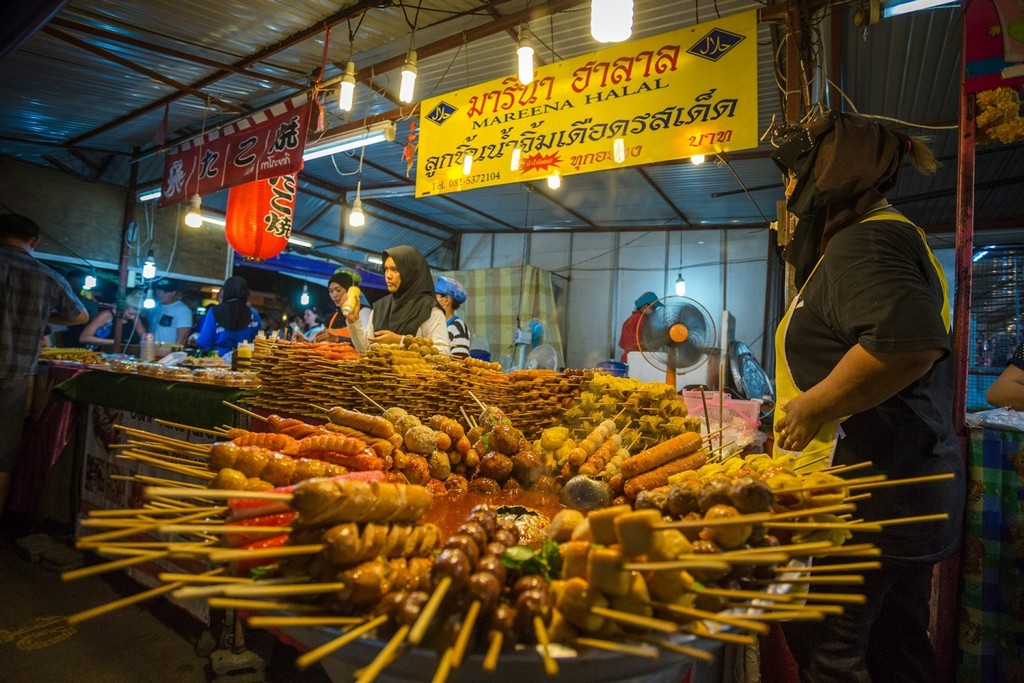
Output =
[
  {"x1": 434, "y1": 276, "x2": 470, "y2": 357},
  {"x1": 618, "y1": 291, "x2": 662, "y2": 362}
]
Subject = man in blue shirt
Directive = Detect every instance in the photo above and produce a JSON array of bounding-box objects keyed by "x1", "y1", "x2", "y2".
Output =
[{"x1": 0, "y1": 213, "x2": 88, "y2": 519}]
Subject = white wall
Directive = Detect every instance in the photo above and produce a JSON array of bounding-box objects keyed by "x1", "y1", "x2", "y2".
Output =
[{"x1": 459, "y1": 229, "x2": 771, "y2": 370}]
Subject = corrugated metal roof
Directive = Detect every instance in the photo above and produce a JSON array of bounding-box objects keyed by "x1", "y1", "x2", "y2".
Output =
[{"x1": 1, "y1": 0, "x2": 1021, "y2": 271}]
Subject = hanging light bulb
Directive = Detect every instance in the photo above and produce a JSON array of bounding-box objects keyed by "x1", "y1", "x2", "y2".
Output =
[
  {"x1": 143, "y1": 287, "x2": 156, "y2": 309},
  {"x1": 184, "y1": 193, "x2": 203, "y2": 228},
  {"x1": 690, "y1": 154, "x2": 706, "y2": 166},
  {"x1": 142, "y1": 250, "x2": 157, "y2": 280},
  {"x1": 399, "y1": 50, "x2": 418, "y2": 103},
  {"x1": 675, "y1": 273, "x2": 686, "y2": 296},
  {"x1": 349, "y1": 198, "x2": 365, "y2": 227},
  {"x1": 510, "y1": 146, "x2": 522, "y2": 171},
  {"x1": 349, "y1": 183, "x2": 365, "y2": 227},
  {"x1": 547, "y1": 171, "x2": 561, "y2": 190},
  {"x1": 84, "y1": 274, "x2": 97, "y2": 290},
  {"x1": 591, "y1": 0, "x2": 634, "y2": 43},
  {"x1": 338, "y1": 61, "x2": 357, "y2": 112},
  {"x1": 462, "y1": 152, "x2": 473, "y2": 176},
  {"x1": 613, "y1": 138, "x2": 626, "y2": 163},
  {"x1": 517, "y1": 34, "x2": 534, "y2": 85},
  {"x1": 300, "y1": 284, "x2": 310, "y2": 306}
]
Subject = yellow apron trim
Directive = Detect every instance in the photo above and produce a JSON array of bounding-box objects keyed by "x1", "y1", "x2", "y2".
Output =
[{"x1": 773, "y1": 210, "x2": 950, "y2": 468}]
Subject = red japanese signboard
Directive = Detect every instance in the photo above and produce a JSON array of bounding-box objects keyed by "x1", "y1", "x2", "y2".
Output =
[{"x1": 158, "y1": 95, "x2": 311, "y2": 207}]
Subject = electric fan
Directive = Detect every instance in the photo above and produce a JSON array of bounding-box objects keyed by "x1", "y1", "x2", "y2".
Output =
[
  {"x1": 526, "y1": 343, "x2": 561, "y2": 371},
  {"x1": 511, "y1": 318, "x2": 547, "y2": 370},
  {"x1": 637, "y1": 295, "x2": 717, "y2": 391}
]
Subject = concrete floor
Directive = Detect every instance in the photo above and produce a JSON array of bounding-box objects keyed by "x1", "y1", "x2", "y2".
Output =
[{"x1": 0, "y1": 532, "x2": 331, "y2": 683}]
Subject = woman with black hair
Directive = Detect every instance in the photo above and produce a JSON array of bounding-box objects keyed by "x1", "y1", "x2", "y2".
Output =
[
  {"x1": 195, "y1": 275, "x2": 261, "y2": 356},
  {"x1": 345, "y1": 245, "x2": 449, "y2": 353}
]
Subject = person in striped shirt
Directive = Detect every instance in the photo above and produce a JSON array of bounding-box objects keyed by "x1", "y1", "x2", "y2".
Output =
[{"x1": 434, "y1": 276, "x2": 470, "y2": 358}]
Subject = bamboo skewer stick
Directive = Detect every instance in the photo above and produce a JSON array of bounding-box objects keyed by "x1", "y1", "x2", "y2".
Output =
[
  {"x1": 844, "y1": 493, "x2": 872, "y2": 503},
  {"x1": 720, "y1": 600, "x2": 846, "y2": 615},
  {"x1": 844, "y1": 472, "x2": 955, "y2": 491},
  {"x1": 534, "y1": 615, "x2": 559, "y2": 677},
  {"x1": 774, "y1": 561, "x2": 881, "y2": 573},
  {"x1": 117, "y1": 452, "x2": 214, "y2": 480},
  {"x1": 468, "y1": 391, "x2": 487, "y2": 413},
  {"x1": 66, "y1": 568, "x2": 223, "y2": 625},
  {"x1": 78, "y1": 508, "x2": 223, "y2": 545},
  {"x1": 113, "y1": 474, "x2": 206, "y2": 489},
  {"x1": 432, "y1": 647, "x2": 455, "y2": 683},
  {"x1": 764, "y1": 521, "x2": 882, "y2": 532},
  {"x1": 207, "y1": 598, "x2": 324, "y2": 613},
  {"x1": 124, "y1": 443, "x2": 209, "y2": 463},
  {"x1": 450, "y1": 600, "x2": 481, "y2": 667},
  {"x1": 772, "y1": 474, "x2": 888, "y2": 496},
  {"x1": 207, "y1": 545, "x2": 324, "y2": 563},
  {"x1": 758, "y1": 575, "x2": 865, "y2": 586},
  {"x1": 721, "y1": 540, "x2": 836, "y2": 556},
  {"x1": 732, "y1": 610, "x2": 827, "y2": 621},
  {"x1": 248, "y1": 616, "x2": 366, "y2": 627},
  {"x1": 687, "y1": 629, "x2": 756, "y2": 646},
  {"x1": 295, "y1": 614, "x2": 388, "y2": 671},
  {"x1": 590, "y1": 606, "x2": 680, "y2": 633},
  {"x1": 156, "y1": 524, "x2": 290, "y2": 535},
  {"x1": 652, "y1": 602, "x2": 770, "y2": 635},
  {"x1": 155, "y1": 418, "x2": 229, "y2": 438},
  {"x1": 624, "y1": 559, "x2": 733, "y2": 572},
  {"x1": 787, "y1": 591, "x2": 867, "y2": 605},
  {"x1": 61, "y1": 550, "x2": 171, "y2": 582},
  {"x1": 848, "y1": 513, "x2": 949, "y2": 528},
  {"x1": 355, "y1": 624, "x2": 411, "y2": 683},
  {"x1": 632, "y1": 635, "x2": 715, "y2": 663},
  {"x1": 821, "y1": 461, "x2": 874, "y2": 476},
  {"x1": 223, "y1": 401, "x2": 267, "y2": 422},
  {"x1": 218, "y1": 581, "x2": 346, "y2": 598},
  {"x1": 115, "y1": 424, "x2": 203, "y2": 447},
  {"x1": 158, "y1": 573, "x2": 254, "y2": 584},
  {"x1": 573, "y1": 638, "x2": 659, "y2": 658},
  {"x1": 174, "y1": 579, "x2": 307, "y2": 601},
  {"x1": 144, "y1": 487, "x2": 291, "y2": 501},
  {"x1": 86, "y1": 505, "x2": 222, "y2": 518},
  {"x1": 482, "y1": 630, "x2": 503, "y2": 671},
  {"x1": 353, "y1": 387, "x2": 386, "y2": 413},
  {"x1": 408, "y1": 576, "x2": 453, "y2": 646},
  {"x1": 812, "y1": 546, "x2": 881, "y2": 558},
  {"x1": 693, "y1": 585, "x2": 797, "y2": 602},
  {"x1": 654, "y1": 503, "x2": 854, "y2": 530}
]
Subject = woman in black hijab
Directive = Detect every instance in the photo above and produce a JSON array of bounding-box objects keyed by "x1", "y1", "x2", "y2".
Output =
[
  {"x1": 345, "y1": 245, "x2": 449, "y2": 353},
  {"x1": 195, "y1": 275, "x2": 261, "y2": 355}
]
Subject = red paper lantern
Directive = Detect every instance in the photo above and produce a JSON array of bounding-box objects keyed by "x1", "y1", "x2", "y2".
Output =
[{"x1": 224, "y1": 174, "x2": 296, "y2": 261}]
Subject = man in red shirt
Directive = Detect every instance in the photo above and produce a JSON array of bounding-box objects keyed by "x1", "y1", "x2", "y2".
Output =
[{"x1": 618, "y1": 291, "x2": 662, "y2": 362}]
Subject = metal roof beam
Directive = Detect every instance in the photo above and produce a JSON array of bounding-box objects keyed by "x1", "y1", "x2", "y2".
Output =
[
  {"x1": 67, "y1": 0, "x2": 383, "y2": 146},
  {"x1": 48, "y1": 17, "x2": 305, "y2": 89},
  {"x1": 42, "y1": 26, "x2": 240, "y2": 113}
]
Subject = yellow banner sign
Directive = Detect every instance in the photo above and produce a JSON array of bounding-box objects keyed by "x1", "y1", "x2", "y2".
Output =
[{"x1": 416, "y1": 10, "x2": 758, "y2": 198}]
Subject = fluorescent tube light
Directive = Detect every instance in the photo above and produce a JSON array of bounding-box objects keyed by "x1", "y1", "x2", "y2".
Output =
[
  {"x1": 883, "y1": 0, "x2": 957, "y2": 17},
  {"x1": 137, "y1": 188, "x2": 162, "y2": 202},
  {"x1": 287, "y1": 236, "x2": 314, "y2": 248},
  {"x1": 303, "y1": 121, "x2": 396, "y2": 161},
  {"x1": 201, "y1": 214, "x2": 227, "y2": 227},
  {"x1": 366, "y1": 255, "x2": 383, "y2": 265}
]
